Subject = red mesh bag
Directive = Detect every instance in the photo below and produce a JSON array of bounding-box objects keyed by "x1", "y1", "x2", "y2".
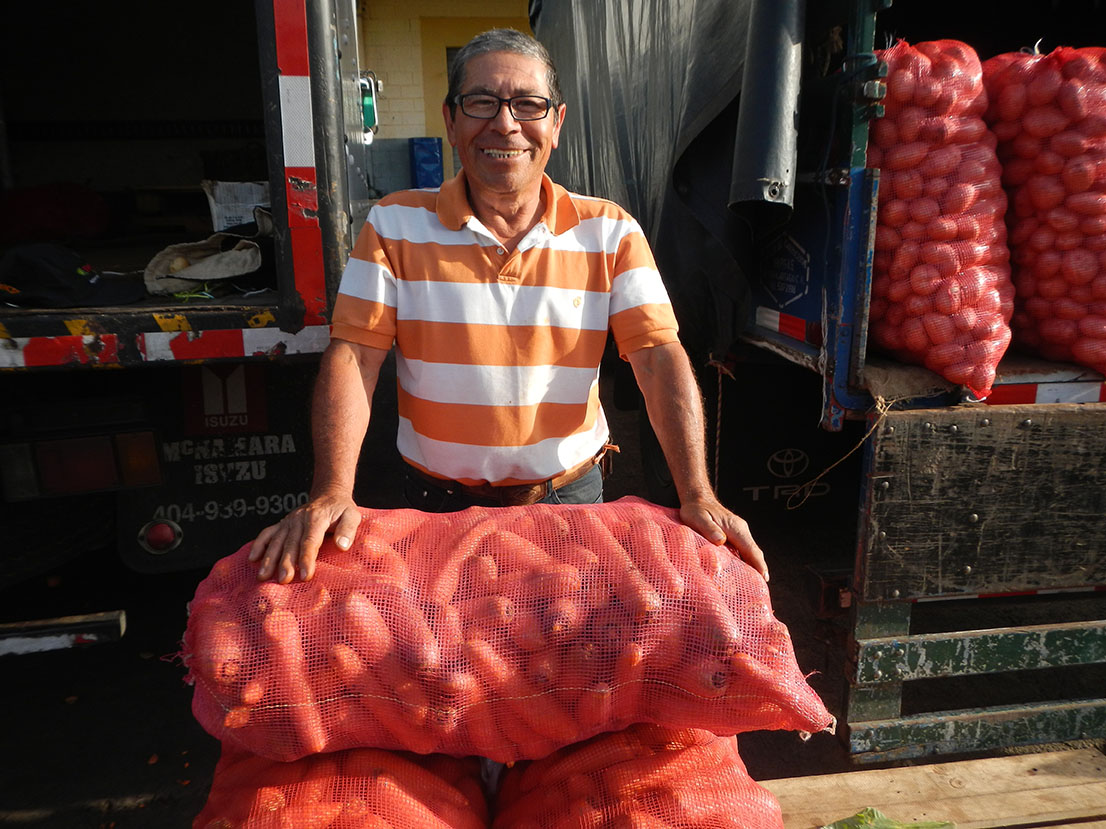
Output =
[
  {"x1": 182, "y1": 497, "x2": 833, "y2": 763},
  {"x1": 867, "y1": 39, "x2": 1015, "y2": 398},
  {"x1": 492, "y1": 723, "x2": 783, "y2": 828},
  {"x1": 193, "y1": 746, "x2": 487, "y2": 828},
  {"x1": 982, "y1": 47, "x2": 1106, "y2": 374}
]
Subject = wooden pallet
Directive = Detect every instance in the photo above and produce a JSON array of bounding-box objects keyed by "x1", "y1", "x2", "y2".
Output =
[{"x1": 761, "y1": 747, "x2": 1106, "y2": 828}]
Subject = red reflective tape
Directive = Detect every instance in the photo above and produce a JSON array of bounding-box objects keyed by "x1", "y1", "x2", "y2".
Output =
[
  {"x1": 166, "y1": 330, "x2": 245, "y2": 360},
  {"x1": 984, "y1": 384, "x2": 1037, "y2": 405},
  {"x1": 22, "y1": 335, "x2": 120, "y2": 368},
  {"x1": 1101, "y1": 384, "x2": 1106, "y2": 403},
  {"x1": 778, "y1": 311, "x2": 808, "y2": 342},
  {"x1": 272, "y1": 0, "x2": 310, "y2": 76},
  {"x1": 285, "y1": 166, "x2": 319, "y2": 227},
  {"x1": 291, "y1": 226, "x2": 327, "y2": 324}
]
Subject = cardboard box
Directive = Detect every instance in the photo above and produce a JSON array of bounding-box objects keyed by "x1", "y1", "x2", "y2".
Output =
[{"x1": 201, "y1": 180, "x2": 270, "y2": 232}]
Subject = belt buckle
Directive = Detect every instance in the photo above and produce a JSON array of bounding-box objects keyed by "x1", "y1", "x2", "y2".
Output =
[{"x1": 499, "y1": 483, "x2": 544, "y2": 507}]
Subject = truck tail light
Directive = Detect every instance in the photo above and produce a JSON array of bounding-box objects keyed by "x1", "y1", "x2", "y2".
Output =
[{"x1": 0, "y1": 431, "x2": 161, "y2": 500}]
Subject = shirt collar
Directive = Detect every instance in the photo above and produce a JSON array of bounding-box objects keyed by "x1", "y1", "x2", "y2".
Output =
[{"x1": 436, "y1": 171, "x2": 581, "y2": 236}]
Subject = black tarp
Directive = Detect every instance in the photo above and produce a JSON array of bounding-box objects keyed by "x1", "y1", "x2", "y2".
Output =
[{"x1": 532, "y1": 0, "x2": 806, "y2": 358}]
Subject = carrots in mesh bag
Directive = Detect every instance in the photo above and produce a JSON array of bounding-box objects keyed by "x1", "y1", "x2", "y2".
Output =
[
  {"x1": 193, "y1": 746, "x2": 487, "y2": 829},
  {"x1": 493, "y1": 723, "x2": 784, "y2": 829},
  {"x1": 183, "y1": 497, "x2": 833, "y2": 763}
]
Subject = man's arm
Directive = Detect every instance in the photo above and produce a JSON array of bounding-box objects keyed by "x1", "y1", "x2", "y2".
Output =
[
  {"x1": 626, "y1": 342, "x2": 769, "y2": 581},
  {"x1": 248, "y1": 339, "x2": 389, "y2": 583}
]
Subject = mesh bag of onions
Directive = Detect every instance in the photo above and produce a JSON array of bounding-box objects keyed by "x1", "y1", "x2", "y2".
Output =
[
  {"x1": 982, "y1": 46, "x2": 1106, "y2": 374},
  {"x1": 181, "y1": 497, "x2": 833, "y2": 763},
  {"x1": 492, "y1": 723, "x2": 783, "y2": 829},
  {"x1": 867, "y1": 39, "x2": 1015, "y2": 398},
  {"x1": 193, "y1": 746, "x2": 488, "y2": 828}
]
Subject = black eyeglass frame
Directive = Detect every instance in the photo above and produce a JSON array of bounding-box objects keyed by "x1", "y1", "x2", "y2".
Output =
[{"x1": 454, "y1": 93, "x2": 554, "y2": 121}]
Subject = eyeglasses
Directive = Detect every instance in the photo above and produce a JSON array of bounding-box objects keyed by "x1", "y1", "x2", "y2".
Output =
[{"x1": 455, "y1": 93, "x2": 553, "y2": 121}]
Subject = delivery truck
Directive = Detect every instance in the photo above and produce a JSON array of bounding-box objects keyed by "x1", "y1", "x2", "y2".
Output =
[
  {"x1": 533, "y1": 0, "x2": 1106, "y2": 761},
  {"x1": 0, "y1": 0, "x2": 395, "y2": 641}
]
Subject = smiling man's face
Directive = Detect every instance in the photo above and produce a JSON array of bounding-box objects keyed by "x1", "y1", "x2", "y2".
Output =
[{"x1": 444, "y1": 50, "x2": 566, "y2": 204}]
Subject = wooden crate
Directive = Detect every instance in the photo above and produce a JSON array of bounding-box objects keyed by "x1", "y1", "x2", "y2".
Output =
[{"x1": 762, "y1": 747, "x2": 1106, "y2": 828}]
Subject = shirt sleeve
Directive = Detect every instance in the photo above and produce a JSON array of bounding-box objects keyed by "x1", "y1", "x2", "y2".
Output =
[
  {"x1": 607, "y1": 216, "x2": 681, "y2": 357},
  {"x1": 330, "y1": 208, "x2": 398, "y2": 350}
]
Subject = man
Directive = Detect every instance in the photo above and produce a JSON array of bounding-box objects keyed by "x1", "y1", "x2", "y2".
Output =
[{"x1": 249, "y1": 28, "x2": 767, "y2": 584}]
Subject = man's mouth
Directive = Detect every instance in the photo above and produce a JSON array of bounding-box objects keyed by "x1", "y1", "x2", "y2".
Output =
[{"x1": 482, "y1": 148, "x2": 527, "y2": 159}]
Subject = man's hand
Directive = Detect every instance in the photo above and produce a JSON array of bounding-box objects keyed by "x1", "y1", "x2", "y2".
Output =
[
  {"x1": 679, "y1": 495, "x2": 769, "y2": 582},
  {"x1": 247, "y1": 494, "x2": 362, "y2": 583}
]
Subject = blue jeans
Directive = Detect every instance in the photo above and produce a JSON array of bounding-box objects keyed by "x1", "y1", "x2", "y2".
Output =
[{"x1": 402, "y1": 463, "x2": 604, "y2": 512}]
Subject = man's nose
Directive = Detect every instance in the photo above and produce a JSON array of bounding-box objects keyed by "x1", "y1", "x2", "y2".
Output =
[{"x1": 489, "y1": 102, "x2": 521, "y2": 131}]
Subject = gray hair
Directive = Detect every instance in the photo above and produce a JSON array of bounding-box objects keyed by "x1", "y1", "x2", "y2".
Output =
[{"x1": 445, "y1": 28, "x2": 564, "y2": 119}]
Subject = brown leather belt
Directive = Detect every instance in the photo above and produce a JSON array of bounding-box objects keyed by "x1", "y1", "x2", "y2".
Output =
[{"x1": 408, "y1": 445, "x2": 616, "y2": 507}]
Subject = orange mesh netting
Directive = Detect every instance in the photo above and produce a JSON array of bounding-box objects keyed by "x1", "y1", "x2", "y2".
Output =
[
  {"x1": 867, "y1": 40, "x2": 1015, "y2": 398},
  {"x1": 982, "y1": 47, "x2": 1106, "y2": 374},
  {"x1": 493, "y1": 723, "x2": 783, "y2": 828},
  {"x1": 193, "y1": 746, "x2": 487, "y2": 828},
  {"x1": 182, "y1": 497, "x2": 833, "y2": 763}
]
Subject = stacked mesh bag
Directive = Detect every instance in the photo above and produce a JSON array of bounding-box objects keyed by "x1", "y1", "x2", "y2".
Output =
[
  {"x1": 867, "y1": 40, "x2": 1016, "y2": 398},
  {"x1": 185, "y1": 497, "x2": 833, "y2": 827},
  {"x1": 981, "y1": 46, "x2": 1106, "y2": 374}
]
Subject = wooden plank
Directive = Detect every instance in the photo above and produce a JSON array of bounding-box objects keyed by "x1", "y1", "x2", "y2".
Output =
[
  {"x1": 0, "y1": 611, "x2": 126, "y2": 656},
  {"x1": 762, "y1": 747, "x2": 1106, "y2": 829},
  {"x1": 848, "y1": 699, "x2": 1106, "y2": 761},
  {"x1": 854, "y1": 619, "x2": 1106, "y2": 682},
  {"x1": 857, "y1": 404, "x2": 1106, "y2": 601}
]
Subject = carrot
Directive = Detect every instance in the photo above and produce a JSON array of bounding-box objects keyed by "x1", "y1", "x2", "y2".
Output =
[
  {"x1": 627, "y1": 518, "x2": 686, "y2": 598},
  {"x1": 297, "y1": 751, "x2": 341, "y2": 804},
  {"x1": 612, "y1": 642, "x2": 646, "y2": 721},
  {"x1": 485, "y1": 529, "x2": 557, "y2": 574},
  {"x1": 427, "y1": 517, "x2": 498, "y2": 604},
  {"x1": 607, "y1": 813, "x2": 671, "y2": 829},
  {"x1": 464, "y1": 637, "x2": 578, "y2": 743},
  {"x1": 363, "y1": 774, "x2": 456, "y2": 828},
  {"x1": 441, "y1": 670, "x2": 504, "y2": 756},
  {"x1": 525, "y1": 648, "x2": 561, "y2": 690},
  {"x1": 342, "y1": 749, "x2": 472, "y2": 812},
  {"x1": 508, "y1": 607, "x2": 547, "y2": 652},
  {"x1": 602, "y1": 739, "x2": 726, "y2": 798},
  {"x1": 577, "y1": 511, "x2": 660, "y2": 619},
  {"x1": 552, "y1": 799, "x2": 606, "y2": 828},
  {"x1": 574, "y1": 680, "x2": 615, "y2": 735},
  {"x1": 557, "y1": 540, "x2": 601, "y2": 572},
  {"x1": 239, "y1": 672, "x2": 268, "y2": 706},
  {"x1": 341, "y1": 592, "x2": 394, "y2": 666},
  {"x1": 459, "y1": 554, "x2": 498, "y2": 594},
  {"x1": 251, "y1": 580, "x2": 291, "y2": 617},
  {"x1": 263, "y1": 801, "x2": 345, "y2": 827},
  {"x1": 669, "y1": 656, "x2": 731, "y2": 700},
  {"x1": 543, "y1": 596, "x2": 581, "y2": 640},
  {"x1": 457, "y1": 594, "x2": 516, "y2": 635},
  {"x1": 373, "y1": 652, "x2": 430, "y2": 727},
  {"x1": 222, "y1": 705, "x2": 252, "y2": 730},
  {"x1": 521, "y1": 730, "x2": 647, "y2": 794},
  {"x1": 488, "y1": 559, "x2": 582, "y2": 601},
  {"x1": 371, "y1": 588, "x2": 440, "y2": 675},
  {"x1": 197, "y1": 618, "x2": 249, "y2": 686},
  {"x1": 328, "y1": 641, "x2": 367, "y2": 683},
  {"x1": 261, "y1": 609, "x2": 329, "y2": 755}
]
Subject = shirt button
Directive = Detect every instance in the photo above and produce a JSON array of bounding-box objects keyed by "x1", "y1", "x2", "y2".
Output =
[{"x1": 496, "y1": 247, "x2": 505, "y2": 255}]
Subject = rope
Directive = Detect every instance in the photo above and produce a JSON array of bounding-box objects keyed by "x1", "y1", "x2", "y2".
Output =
[{"x1": 783, "y1": 393, "x2": 911, "y2": 510}]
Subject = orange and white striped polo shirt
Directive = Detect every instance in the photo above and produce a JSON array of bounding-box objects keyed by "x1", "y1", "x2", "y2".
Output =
[{"x1": 330, "y1": 172, "x2": 679, "y2": 486}]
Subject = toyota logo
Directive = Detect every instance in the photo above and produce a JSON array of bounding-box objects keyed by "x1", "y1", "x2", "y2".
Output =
[{"x1": 766, "y1": 447, "x2": 810, "y2": 479}]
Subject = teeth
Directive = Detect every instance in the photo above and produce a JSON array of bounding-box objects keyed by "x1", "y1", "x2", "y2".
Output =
[{"x1": 483, "y1": 149, "x2": 525, "y2": 159}]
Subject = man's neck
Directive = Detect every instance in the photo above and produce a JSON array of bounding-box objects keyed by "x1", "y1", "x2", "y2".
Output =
[{"x1": 468, "y1": 182, "x2": 545, "y2": 251}]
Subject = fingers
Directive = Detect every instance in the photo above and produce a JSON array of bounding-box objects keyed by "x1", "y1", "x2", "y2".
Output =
[
  {"x1": 249, "y1": 499, "x2": 360, "y2": 583},
  {"x1": 680, "y1": 500, "x2": 770, "y2": 583}
]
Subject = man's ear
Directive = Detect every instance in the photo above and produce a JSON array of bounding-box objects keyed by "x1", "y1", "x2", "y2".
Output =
[
  {"x1": 443, "y1": 101, "x2": 458, "y2": 146},
  {"x1": 551, "y1": 102, "x2": 567, "y2": 150}
]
